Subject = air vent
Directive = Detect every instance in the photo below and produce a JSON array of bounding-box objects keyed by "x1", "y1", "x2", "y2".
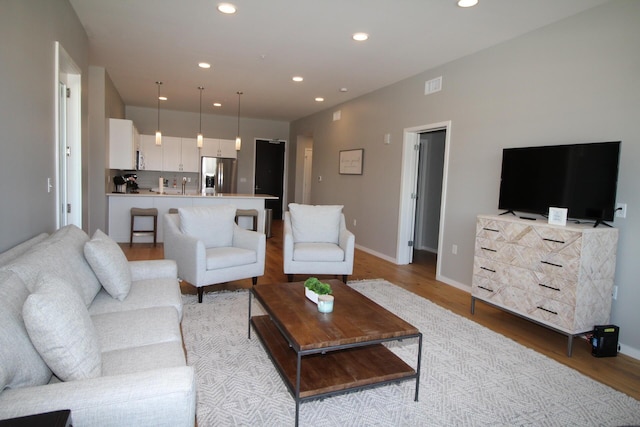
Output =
[{"x1": 425, "y1": 76, "x2": 442, "y2": 95}]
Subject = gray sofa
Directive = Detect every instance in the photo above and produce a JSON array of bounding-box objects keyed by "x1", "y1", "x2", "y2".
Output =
[{"x1": 0, "y1": 225, "x2": 195, "y2": 426}]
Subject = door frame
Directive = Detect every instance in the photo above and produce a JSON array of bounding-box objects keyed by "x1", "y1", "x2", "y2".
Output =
[
  {"x1": 397, "y1": 121, "x2": 451, "y2": 280},
  {"x1": 55, "y1": 42, "x2": 82, "y2": 228}
]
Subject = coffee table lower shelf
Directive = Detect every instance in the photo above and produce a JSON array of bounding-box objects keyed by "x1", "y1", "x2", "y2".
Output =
[{"x1": 251, "y1": 315, "x2": 417, "y2": 400}]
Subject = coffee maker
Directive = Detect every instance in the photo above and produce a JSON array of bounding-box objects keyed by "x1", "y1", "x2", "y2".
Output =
[{"x1": 113, "y1": 174, "x2": 139, "y2": 193}]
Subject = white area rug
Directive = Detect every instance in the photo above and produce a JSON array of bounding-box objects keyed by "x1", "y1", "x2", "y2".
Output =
[{"x1": 181, "y1": 279, "x2": 640, "y2": 426}]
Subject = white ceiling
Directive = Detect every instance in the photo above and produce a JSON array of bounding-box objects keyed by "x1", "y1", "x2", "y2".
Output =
[{"x1": 69, "y1": 0, "x2": 611, "y2": 122}]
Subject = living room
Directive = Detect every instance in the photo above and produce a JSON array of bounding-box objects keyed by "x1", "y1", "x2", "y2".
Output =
[{"x1": 1, "y1": 0, "x2": 639, "y2": 423}]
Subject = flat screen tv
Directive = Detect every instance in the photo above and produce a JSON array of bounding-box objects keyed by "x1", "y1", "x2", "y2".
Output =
[{"x1": 498, "y1": 141, "x2": 620, "y2": 225}]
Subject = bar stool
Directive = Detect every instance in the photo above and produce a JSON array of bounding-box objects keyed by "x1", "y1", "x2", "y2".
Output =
[
  {"x1": 130, "y1": 207, "x2": 158, "y2": 247},
  {"x1": 235, "y1": 208, "x2": 258, "y2": 231}
]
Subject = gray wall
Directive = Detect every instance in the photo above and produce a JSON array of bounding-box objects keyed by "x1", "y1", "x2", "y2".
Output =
[
  {"x1": 0, "y1": 0, "x2": 88, "y2": 249},
  {"x1": 290, "y1": 1, "x2": 640, "y2": 356},
  {"x1": 87, "y1": 66, "x2": 125, "y2": 235},
  {"x1": 126, "y1": 106, "x2": 289, "y2": 194}
]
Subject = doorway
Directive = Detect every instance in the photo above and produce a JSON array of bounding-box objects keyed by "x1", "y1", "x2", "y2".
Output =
[
  {"x1": 254, "y1": 139, "x2": 286, "y2": 219},
  {"x1": 397, "y1": 121, "x2": 451, "y2": 281}
]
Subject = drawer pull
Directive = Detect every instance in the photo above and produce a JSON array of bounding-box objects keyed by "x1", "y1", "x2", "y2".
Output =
[
  {"x1": 480, "y1": 266, "x2": 496, "y2": 273},
  {"x1": 538, "y1": 283, "x2": 561, "y2": 292},
  {"x1": 482, "y1": 227, "x2": 499, "y2": 233},
  {"x1": 478, "y1": 286, "x2": 494, "y2": 292},
  {"x1": 481, "y1": 247, "x2": 497, "y2": 252},
  {"x1": 543, "y1": 238, "x2": 565, "y2": 244},
  {"x1": 541, "y1": 260, "x2": 563, "y2": 268},
  {"x1": 537, "y1": 306, "x2": 558, "y2": 315}
]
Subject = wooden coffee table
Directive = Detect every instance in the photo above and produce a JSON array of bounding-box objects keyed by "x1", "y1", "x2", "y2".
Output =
[{"x1": 248, "y1": 279, "x2": 422, "y2": 426}]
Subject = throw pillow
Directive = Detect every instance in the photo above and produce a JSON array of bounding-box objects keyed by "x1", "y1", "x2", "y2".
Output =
[
  {"x1": 22, "y1": 273, "x2": 102, "y2": 381},
  {"x1": 179, "y1": 205, "x2": 236, "y2": 248},
  {"x1": 84, "y1": 229, "x2": 132, "y2": 301},
  {"x1": 289, "y1": 203, "x2": 343, "y2": 244}
]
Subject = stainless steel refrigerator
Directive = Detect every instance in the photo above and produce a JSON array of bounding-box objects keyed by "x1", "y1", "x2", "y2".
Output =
[{"x1": 200, "y1": 156, "x2": 237, "y2": 194}]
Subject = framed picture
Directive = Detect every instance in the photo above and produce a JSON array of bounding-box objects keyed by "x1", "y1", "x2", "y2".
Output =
[{"x1": 339, "y1": 149, "x2": 364, "y2": 175}]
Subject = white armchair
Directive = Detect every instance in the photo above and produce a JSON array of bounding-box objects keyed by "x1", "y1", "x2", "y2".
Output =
[
  {"x1": 164, "y1": 205, "x2": 266, "y2": 302},
  {"x1": 283, "y1": 203, "x2": 355, "y2": 282}
]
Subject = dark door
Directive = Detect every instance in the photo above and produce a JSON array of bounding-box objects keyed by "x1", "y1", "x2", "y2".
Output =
[{"x1": 255, "y1": 139, "x2": 285, "y2": 219}]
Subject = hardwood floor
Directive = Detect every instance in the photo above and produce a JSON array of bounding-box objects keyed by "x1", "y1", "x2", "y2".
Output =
[{"x1": 121, "y1": 219, "x2": 640, "y2": 401}]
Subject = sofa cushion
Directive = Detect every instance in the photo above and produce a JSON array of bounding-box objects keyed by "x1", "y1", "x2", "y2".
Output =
[
  {"x1": 23, "y1": 274, "x2": 102, "y2": 381},
  {"x1": 179, "y1": 205, "x2": 236, "y2": 248},
  {"x1": 89, "y1": 276, "x2": 183, "y2": 320},
  {"x1": 0, "y1": 271, "x2": 52, "y2": 390},
  {"x1": 289, "y1": 203, "x2": 343, "y2": 244},
  {"x1": 0, "y1": 233, "x2": 48, "y2": 267},
  {"x1": 1, "y1": 225, "x2": 101, "y2": 306},
  {"x1": 84, "y1": 229, "x2": 132, "y2": 301}
]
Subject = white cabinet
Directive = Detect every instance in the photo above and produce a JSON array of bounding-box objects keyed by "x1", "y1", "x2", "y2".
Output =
[
  {"x1": 471, "y1": 214, "x2": 618, "y2": 355},
  {"x1": 162, "y1": 137, "x2": 199, "y2": 172},
  {"x1": 201, "y1": 138, "x2": 236, "y2": 159},
  {"x1": 139, "y1": 135, "x2": 200, "y2": 172},
  {"x1": 109, "y1": 119, "x2": 139, "y2": 170},
  {"x1": 139, "y1": 134, "x2": 163, "y2": 171}
]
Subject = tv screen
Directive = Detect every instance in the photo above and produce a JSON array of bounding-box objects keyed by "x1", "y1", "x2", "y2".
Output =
[{"x1": 498, "y1": 141, "x2": 620, "y2": 223}]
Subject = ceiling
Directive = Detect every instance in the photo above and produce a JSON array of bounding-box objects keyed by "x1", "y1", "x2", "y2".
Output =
[{"x1": 69, "y1": 0, "x2": 611, "y2": 122}]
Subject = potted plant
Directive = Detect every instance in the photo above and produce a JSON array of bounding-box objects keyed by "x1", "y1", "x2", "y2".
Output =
[{"x1": 303, "y1": 277, "x2": 332, "y2": 304}]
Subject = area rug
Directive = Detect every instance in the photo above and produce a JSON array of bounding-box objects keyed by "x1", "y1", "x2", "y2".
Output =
[{"x1": 181, "y1": 279, "x2": 640, "y2": 426}]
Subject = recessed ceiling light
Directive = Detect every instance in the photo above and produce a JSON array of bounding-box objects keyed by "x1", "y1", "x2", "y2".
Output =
[
  {"x1": 315, "y1": 97, "x2": 324, "y2": 102},
  {"x1": 292, "y1": 76, "x2": 304, "y2": 82},
  {"x1": 198, "y1": 62, "x2": 211, "y2": 69},
  {"x1": 159, "y1": 96, "x2": 167, "y2": 101},
  {"x1": 352, "y1": 32, "x2": 369, "y2": 41},
  {"x1": 339, "y1": 87, "x2": 348, "y2": 92},
  {"x1": 217, "y1": 3, "x2": 237, "y2": 14},
  {"x1": 457, "y1": 0, "x2": 478, "y2": 7},
  {"x1": 213, "y1": 103, "x2": 222, "y2": 107}
]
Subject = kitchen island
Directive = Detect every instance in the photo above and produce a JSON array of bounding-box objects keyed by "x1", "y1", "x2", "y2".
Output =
[{"x1": 107, "y1": 192, "x2": 278, "y2": 243}]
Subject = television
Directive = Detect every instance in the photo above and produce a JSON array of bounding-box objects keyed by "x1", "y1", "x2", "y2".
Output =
[{"x1": 498, "y1": 141, "x2": 620, "y2": 225}]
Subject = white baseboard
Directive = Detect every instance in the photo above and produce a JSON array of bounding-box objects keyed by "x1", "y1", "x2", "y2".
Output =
[
  {"x1": 355, "y1": 244, "x2": 397, "y2": 264},
  {"x1": 619, "y1": 343, "x2": 640, "y2": 360}
]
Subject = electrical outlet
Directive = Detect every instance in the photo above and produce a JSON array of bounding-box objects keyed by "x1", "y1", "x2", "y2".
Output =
[
  {"x1": 612, "y1": 286, "x2": 618, "y2": 300},
  {"x1": 452, "y1": 244, "x2": 458, "y2": 255},
  {"x1": 187, "y1": 177, "x2": 191, "y2": 183},
  {"x1": 318, "y1": 175, "x2": 322, "y2": 182},
  {"x1": 353, "y1": 219, "x2": 357, "y2": 227},
  {"x1": 615, "y1": 203, "x2": 627, "y2": 218}
]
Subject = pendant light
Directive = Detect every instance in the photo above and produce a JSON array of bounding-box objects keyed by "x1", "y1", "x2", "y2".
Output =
[
  {"x1": 155, "y1": 81, "x2": 163, "y2": 146},
  {"x1": 197, "y1": 86, "x2": 204, "y2": 148},
  {"x1": 235, "y1": 91, "x2": 243, "y2": 151}
]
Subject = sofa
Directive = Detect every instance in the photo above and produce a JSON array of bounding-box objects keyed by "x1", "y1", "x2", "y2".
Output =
[{"x1": 0, "y1": 225, "x2": 195, "y2": 426}]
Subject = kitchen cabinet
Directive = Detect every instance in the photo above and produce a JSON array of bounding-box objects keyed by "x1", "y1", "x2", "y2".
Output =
[
  {"x1": 139, "y1": 134, "x2": 163, "y2": 171},
  {"x1": 139, "y1": 135, "x2": 199, "y2": 172},
  {"x1": 109, "y1": 119, "x2": 139, "y2": 170},
  {"x1": 201, "y1": 138, "x2": 236, "y2": 159},
  {"x1": 162, "y1": 137, "x2": 199, "y2": 172}
]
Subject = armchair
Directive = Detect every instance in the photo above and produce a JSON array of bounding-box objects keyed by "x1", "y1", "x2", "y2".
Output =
[
  {"x1": 164, "y1": 205, "x2": 266, "y2": 302},
  {"x1": 283, "y1": 203, "x2": 355, "y2": 282}
]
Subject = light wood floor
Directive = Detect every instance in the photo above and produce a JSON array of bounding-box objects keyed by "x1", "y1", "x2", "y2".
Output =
[{"x1": 122, "y1": 219, "x2": 640, "y2": 401}]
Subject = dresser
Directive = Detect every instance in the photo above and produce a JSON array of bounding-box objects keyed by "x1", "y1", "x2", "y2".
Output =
[{"x1": 471, "y1": 214, "x2": 618, "y2": 355}]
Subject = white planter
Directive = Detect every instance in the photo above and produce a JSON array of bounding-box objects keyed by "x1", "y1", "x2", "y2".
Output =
[{"x1": 305, "y1": 288, "x2": 319, "y2": 304}]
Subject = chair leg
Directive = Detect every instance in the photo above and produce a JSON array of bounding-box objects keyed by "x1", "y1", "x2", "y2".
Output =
[
  {"x1": 287, "y1": 274, "x2": 294, "y2": 282},
  {"x1": 197, "y1": 287, "x2": 204, "y2": 303},
  {"x1": 342, "y1": 275, "x2": 348, "y2": 283},
  {"x1": 129, "y1": 216, "x2": 134, "y2": 248},
  {"x1": 252, "y1": 277, "x2": 257, "y2": 286},
  {"x1": 153, "y1": 215, "x2": 157, "y2": 247}
]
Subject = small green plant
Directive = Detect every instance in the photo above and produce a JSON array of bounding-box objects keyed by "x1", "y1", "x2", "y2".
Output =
[{"x1": 304, "y1": 277, "x2": 332, "y2": 295}]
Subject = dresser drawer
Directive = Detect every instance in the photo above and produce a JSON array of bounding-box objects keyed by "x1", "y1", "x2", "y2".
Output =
[{"x1": 476, "y1": 217, "x2": 530, "y2": 242}]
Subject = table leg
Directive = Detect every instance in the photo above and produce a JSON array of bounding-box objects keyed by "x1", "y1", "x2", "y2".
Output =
[
  {"x1": 295, "y1": 352, "x2": 302, "y2": 427},
  {"x1": 415, "y1": 333, "x2": 423, "y2": 401},
  {"x1": 248, "y1": 290, "x2": 252, "y2": 339}
]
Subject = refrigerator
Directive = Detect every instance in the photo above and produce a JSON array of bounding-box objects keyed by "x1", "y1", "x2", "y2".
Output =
[{"x1": 201, "y1": 156, "x2": 238, "y2": 194}]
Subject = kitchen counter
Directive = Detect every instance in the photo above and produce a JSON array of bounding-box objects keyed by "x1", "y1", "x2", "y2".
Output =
[{"x1": 108, "y1": 192, "x2": 277, "y2": 243}]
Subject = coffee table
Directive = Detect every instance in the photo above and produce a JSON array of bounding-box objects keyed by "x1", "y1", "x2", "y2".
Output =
[{"x1": 248, "y1": 279, "x2": 422, "y2": 426}]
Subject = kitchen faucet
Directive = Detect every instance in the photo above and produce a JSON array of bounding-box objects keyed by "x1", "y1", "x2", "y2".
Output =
[{"x1": 181, "y1": 177, "x2": 187, "y2": 195}]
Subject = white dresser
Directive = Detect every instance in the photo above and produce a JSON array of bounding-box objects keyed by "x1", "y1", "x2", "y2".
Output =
[{"x1": 471, "y1": 214, "x2": 618, "y2": 355}]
